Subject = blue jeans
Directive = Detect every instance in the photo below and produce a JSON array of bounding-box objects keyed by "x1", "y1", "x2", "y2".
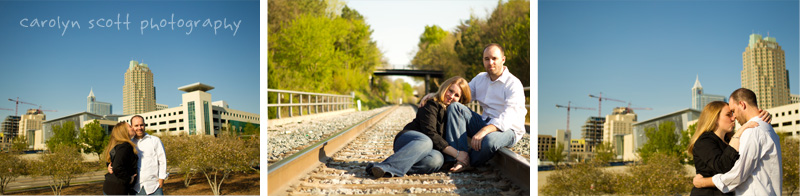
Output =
[
  {"x1": 445, "y1": 102, "x2": 515, "y2": 166},
  {"x1": 136, "y1": 187, "x2": 163, "y2": 195},
  {"x1": 370, "y1": 130, "x2": 444, "y2": 177}
]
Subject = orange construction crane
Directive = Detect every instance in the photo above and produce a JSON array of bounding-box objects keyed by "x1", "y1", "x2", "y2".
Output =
[
  {"x1": 556, "y1": 101, "x2": 595, "y2": 133},
  {"x1": 8, "y1": 97, "x2": 37, "y2": 116}
]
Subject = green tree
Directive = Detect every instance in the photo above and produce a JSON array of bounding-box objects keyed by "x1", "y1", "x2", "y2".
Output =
[
  {"x1": 78, "y1": 120, "x2": 108, "y2": 161},
  {"x1": 0, "y1": 152, "x2": 28, "y2": 194},
  {"x1": 594, "y1": 142, "x2": 616, "y2": 164},
  {"x1": 46, "y1": 121, "x2": 78, "y2": 151},
  {"x1": 680, "y1": 124, "x2": 697, "y2": 164},
  {"x1": 637, "y1": 121, "x2": 682, "y2": 162},
  {"x1": 10, "y1": 134, "x2": 29, "y2": 153},
  {"x1": 543, "y1": 142, "x2": 566, "y2": 167},
  {"x1": 453, "y1": 0, "x2": 530, "y2": 84},
  {"x1": 780, "y1": 133, "x2": 799, "y2": 195},
  {"x1": 35, "y1": 145, "x2": 86, "y2": 195},
  {"x1": 419, "y1": 25, "x2": 448, "y2": 46},
  {"x1": 242, "y1": 123, "x2": 259, "y2": 136}
]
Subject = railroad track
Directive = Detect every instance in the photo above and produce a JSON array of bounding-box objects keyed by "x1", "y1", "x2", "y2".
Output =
[{"x1": 268, "y1": 105, "x2": 530, "y2": 195}]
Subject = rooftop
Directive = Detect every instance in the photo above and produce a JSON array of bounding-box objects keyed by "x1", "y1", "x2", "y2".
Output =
[{"x1": 178, "y1": 82, "x2": 215, "y2": 92}]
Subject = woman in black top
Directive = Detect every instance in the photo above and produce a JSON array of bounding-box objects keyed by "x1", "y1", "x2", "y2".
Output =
[
  {"x1": 103, "y1": 122, "x2": 139, "y2": 195},
  {"x1": 366, "y1": 76, "x2": 472, "y2": 178},
  {"x1": 687, "y1": 101, "x2": 765, "y2": 195}
]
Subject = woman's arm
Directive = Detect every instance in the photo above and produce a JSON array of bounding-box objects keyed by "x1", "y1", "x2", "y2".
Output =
[
  {"x1": 694, "y1": 135, "x2": 739, "y2": 174},
  {"x1": 730, "y1": 121, "x2": 758, "y2": 151},
  {"x1": 414, "y1": 101, "x2": 450, "y2": 152}
]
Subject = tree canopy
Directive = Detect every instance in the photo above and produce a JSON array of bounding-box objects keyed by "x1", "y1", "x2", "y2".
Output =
[{"x1": 413, "y1": 0, "x2": 530, "y2": 88}]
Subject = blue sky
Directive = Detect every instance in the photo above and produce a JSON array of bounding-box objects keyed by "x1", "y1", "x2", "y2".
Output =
[
  {"x1": 345, "y1": 0, "x2": 500, "y2": 85},
  {"x1": 0, "y1": 1, "x2": 260, "y2": 118},
  {"x1": 538, "y1": 0, "x2": 799, "y2": 137}
]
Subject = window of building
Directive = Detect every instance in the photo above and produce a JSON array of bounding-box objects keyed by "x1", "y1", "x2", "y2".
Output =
[{"x1": 188, "y1": 101, "x2": 196, "y2": 135}]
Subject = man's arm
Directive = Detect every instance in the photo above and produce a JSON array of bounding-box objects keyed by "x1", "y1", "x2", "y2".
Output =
[
  {"x1": 694, "y1": 174, "x2": 715, "y2": 188},
  {"x1": 710, "y1": 128, "x2": 761, "y2": 193},
  {"x1": 155, "y1": 138, "x2": 168, "y2": 188},
  {"x1": 485, "y1": 81, "x2": 526, "y2": 133}
]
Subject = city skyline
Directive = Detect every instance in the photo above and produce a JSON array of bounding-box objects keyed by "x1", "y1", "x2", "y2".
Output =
[
  {"x1": 539, "y1": 1, "x2": 799, "y2": 137},
  {"x1": 0, "y1": 1, "x2": 260, "y2": 119}
]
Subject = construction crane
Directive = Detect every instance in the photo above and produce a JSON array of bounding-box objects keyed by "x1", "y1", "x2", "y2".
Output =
[
  {"x1": 8, "y1": 97, "x2": 37, "y2": 116},
  {"x1": 556, "y1": 101, "x2": 595, "y2": 133},
  {"x1": 589, "y1": 92, "x2": 626, "y2": 118},
  {"x1": 624, "y1": 102, "x2": 652, "y2": 113},
  {"x1": 34, "y1": 105, "x2": 58, "y2": 113}
]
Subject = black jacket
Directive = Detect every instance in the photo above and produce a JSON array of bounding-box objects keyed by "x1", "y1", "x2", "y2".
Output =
[
  {"x1": 691, "y1": 131, "x2": 739, "y2": 196},
  {"x1": 103, "y1": 142, "x2": 139, "y2": 195},
  {"x1": 396, "y1": 100, "x2": 449, "y2": 152}
]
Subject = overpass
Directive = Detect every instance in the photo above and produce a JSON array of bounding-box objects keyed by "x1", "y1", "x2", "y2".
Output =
[{"x1": 372, "y1": 68, "x2": 444, "y2": 94}]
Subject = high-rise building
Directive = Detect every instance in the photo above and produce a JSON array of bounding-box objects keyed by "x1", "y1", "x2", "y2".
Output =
[
  {"x1": 791, "y1": 94, "x2": 799, "y2": 104},
  {"x1": 87, "y1": 88, "x2": 113, "y2": 115},
  {"x1": 603, "y1": 107, "x2": 637, "y2": 146},
  {"x1": 1, "y1": 116, "x2": 21, "y2": 140},
  {"x1": 692, "y1": 75, "x2": 726, "y2": 110},
  {"x1": 581, "y1": 116, "x2": 604, "y2": 152},
  {"x1": 124, "y1": 60, "x2": 156, "y2": 115},
  {"x1": 741, "y1": 33, "x2": 790, "y2": 109}
]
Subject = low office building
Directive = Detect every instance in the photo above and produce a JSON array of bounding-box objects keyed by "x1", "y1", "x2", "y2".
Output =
[
  {"x1": 632, "y1": 108, "x2": 701, "y2": 160},
  {"x1": 765, "y1": 103, "x2": 799, "y2": 137},
  {"x1": 538, "y1": 134, "x2": 555, "y2": 162},
  {"x1": 42, "y1": 112, "x2": 121, "y2": 150},
  {"x1": 120, "y1": 83, "x2": 259, "y2": 136}
]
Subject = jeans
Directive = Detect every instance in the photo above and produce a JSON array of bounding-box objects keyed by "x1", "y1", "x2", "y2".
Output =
[
  {"x1": 444, "y1": 102, "x2": 515, "y2": 166},
  {"x1": 370, "y1": 130, "x2": 444, "y2": 177},
  {"x1": 136, "y1": 187, "x2": 163, "y2": 195}
]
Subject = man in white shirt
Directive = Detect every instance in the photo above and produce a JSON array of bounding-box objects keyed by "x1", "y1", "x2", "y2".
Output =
[
  {"x1": 434, "y1": 43, "x2": 527, "y2": 171},
  {"x1": 693, "y1": 88, "x2": 782, "y2": 195},
  {"x1": 130, "y1": 115, "x2": 168, "y2": 195}
]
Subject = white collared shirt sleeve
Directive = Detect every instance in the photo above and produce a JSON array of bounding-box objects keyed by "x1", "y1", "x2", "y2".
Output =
[
  {"x1": 711, "y1": 126, "x2": 760, "y2": 193},
  {"x1": 154, "y1": 137, "x2": 168, "y2": 180},
  {"x1": 469, "y1": 68, "x2": 527, "y2": 145}
]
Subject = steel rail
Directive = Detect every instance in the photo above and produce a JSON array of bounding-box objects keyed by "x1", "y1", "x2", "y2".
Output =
[{"x1": 267, "y1": 105, "x2": 399, "y2": 196}]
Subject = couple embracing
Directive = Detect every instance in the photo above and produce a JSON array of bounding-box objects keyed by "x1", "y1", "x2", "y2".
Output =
[
  {"x1": 365, "y1": 43, "x2": 527, "y2": 177},
  {"x1": 689, "y1": 88, "x2": 783, "y2": 195}
]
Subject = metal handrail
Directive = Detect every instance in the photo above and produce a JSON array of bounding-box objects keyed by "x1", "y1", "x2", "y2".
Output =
[{"x1": 266, "y1": 88, "x2": 353, "y2": 119}]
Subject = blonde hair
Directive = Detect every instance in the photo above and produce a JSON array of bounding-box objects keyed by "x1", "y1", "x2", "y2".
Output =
[
  {"x1": 687, "y1": 101, "x2": 729, "y2": 156},
  {"x1": 103, "y1": 122, "x2": 138, "y2": 163},
  {"x1": 433, "y1": 76, "x2": 471, "y2": 105}
]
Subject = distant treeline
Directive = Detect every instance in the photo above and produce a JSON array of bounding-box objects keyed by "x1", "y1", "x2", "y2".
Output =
[{"x1": 412, "y1": 0, "x2": 530, "y2": 89}]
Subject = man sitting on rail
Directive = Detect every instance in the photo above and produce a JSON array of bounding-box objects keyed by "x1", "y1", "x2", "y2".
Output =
[{"x1": 421, "y1": 43, "x2": 527, "y2": 172}]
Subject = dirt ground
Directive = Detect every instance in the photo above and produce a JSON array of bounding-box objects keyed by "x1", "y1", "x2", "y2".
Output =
[{"x1": 10, "y1": 172, "x2": 259, "y2": 195}]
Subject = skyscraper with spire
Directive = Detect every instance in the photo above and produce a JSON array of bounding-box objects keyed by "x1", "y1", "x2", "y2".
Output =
[
  {"x1": 691, "y1": 75, "x2": 725, "y2": 110},
  {"x1": 741, "y1": 33, "x2": 790, "y2": 109},
  {"x1": 87, "y1": 88, "x2": 113, "y2": 115},
  {"x1": 123, "y1": 60, "x2": 156, "y2": 115}
]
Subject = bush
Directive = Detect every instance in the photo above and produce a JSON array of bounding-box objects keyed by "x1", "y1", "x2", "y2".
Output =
[
  {"x1": 541, "y1": 160, "x2": 617, "y2": 195},
  {"x1": 618, "y1": 152, "x2": 690, "y2": 195}
]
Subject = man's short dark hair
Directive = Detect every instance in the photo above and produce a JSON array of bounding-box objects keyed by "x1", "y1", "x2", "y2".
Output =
[
  {"x1": 730, "y1": 88, "x2": 758, "y2": 108},
  {"x1": 131, "y1": 115, "x2": 145, "y2": 124},
  {"x1": 484, "y1": 43, "x2": 505, "y2": 56}
]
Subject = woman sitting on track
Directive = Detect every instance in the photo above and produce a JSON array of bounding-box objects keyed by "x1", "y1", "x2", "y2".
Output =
[{"x1": 366, "y1": 76, "x2": 473, "y2": 178}]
